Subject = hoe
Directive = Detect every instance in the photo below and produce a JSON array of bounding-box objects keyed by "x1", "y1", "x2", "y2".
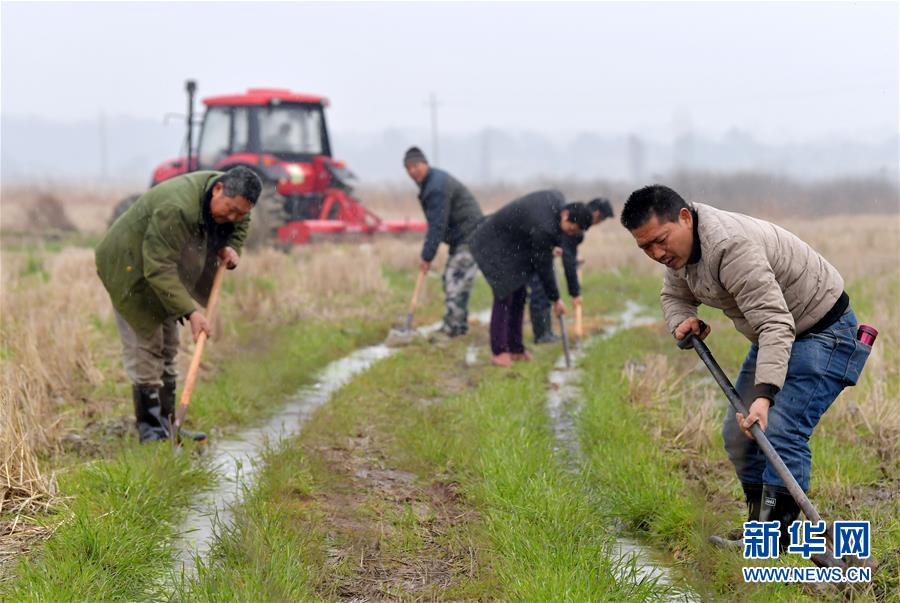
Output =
[
  {"x1": 678, "y1": 325, "x2": 857, "y2": 573},
  {"x1": 170, "y1": 263, "x2": 227, "y2": 448}
]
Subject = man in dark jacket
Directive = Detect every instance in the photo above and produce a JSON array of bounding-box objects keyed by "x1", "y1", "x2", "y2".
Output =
[
  {"x1": 469, "y1": 191, "x2": 594, "y2": 366},
  {"x1": 404, "y1": 147, "x2": 484, "y2": 338},
  {"x1": 529, "y1": 198, "x2": 614, "y2": 343},
  {"x1": 96, "y1": 166, "x2": 261, "y2": 443}
]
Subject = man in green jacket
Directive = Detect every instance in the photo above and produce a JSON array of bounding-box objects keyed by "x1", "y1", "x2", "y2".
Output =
[{"x1": 96, "y1": 167, "x2": 261, "y2": 443}]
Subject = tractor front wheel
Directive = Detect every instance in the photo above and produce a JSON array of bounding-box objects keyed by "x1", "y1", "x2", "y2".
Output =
[
  {"x1": 244, "y1": 185, "x2": 289, "y2": 250},
  {"x1": 108, "y1": 194, "x2": 141, "y2": 228}
]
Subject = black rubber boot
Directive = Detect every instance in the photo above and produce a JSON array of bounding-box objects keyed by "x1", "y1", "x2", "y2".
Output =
[
  {"x1": 160, "y1": 377, "x2": 207, "y2": 443},
  {"x1": 133, "y1": 385, "x2": 170, "y2": 443},
  {"x1": 709, "y1": 483, "x2": 763, "y2": 549},
  {"x1": 532, "y1": 307, "x2": 559, "y2": 344},
  {"x1": 759, "y1": 484, "x2": 801, "y2": 551}
]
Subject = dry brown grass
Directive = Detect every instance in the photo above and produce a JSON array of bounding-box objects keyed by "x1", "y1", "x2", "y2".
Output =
[
  {"x1": 780, "y1": 214, "x2": 900, "y2": 283},
  {"x1": 1, "y1": 186, "x2": 132, "y2": 236},
  {"x1": 787, "y1": 215, "x2": 900, "y2": 466},
  {"x1": 226, "y1": 240, "x2": 420, "y2": 327},
  {"x1": 0, "y1": 247, "x2": 111, "y2": 516},
  {"x1": 623, "y1": 352, "x2": 718, "y2": 455},
  {"x1": 579, "y1": 225, "x2": 665, "y2": 277},
  {"x1": 0, "y1": 236, "x2": 423, "y2": 511}
]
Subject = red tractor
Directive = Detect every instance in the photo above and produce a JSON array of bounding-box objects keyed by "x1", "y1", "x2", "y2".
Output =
[{"x1": 114, "y1": 80, "x2": 425, "y2": 246}]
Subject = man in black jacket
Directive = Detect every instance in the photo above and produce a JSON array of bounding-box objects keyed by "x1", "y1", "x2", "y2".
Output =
[
  {"x1": 404, "y1": 147, "x2": 484, "y2": 338},
  {"x1": 469, "y1": 190, "x2": 594, "y2": 366},
  {"x1": 529, "y1": 198, "x2": 614, "y2": 343}
]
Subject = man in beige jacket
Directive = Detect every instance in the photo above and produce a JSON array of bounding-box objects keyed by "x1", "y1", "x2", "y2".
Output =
[{"x1": 620, "y1": 184, "x2": 871, "y2": 549}]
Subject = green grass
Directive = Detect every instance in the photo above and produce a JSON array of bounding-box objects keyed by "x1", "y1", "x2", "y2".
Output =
[
  {"x1": 181, "y1": 271, "x2": 677, "y2": 601},
  {"x1": 3, "y1": 444, "x2": 210, "y2": 601},
  {"x1": 432, "y1": 355, "x2": 670, "y2": 600},
  {"x1": 173, "y1": 440, "x2": 326, "y2": 602},
  {"x1": 187, "y1": 319, "x2": 390, "y2": 432},
  {"x1": 9, "y1": 255, "x2": 895, "y2": 601}
]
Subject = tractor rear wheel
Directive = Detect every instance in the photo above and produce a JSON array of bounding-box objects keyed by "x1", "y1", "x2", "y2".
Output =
[
  {"x1": 108, "y1": 194, "x2": 141, "y2": 228},
  {"x1": 244, "y1": 185, "x2": 288, "y2": 250}
]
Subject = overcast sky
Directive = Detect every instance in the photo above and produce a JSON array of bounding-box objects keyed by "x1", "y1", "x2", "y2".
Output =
[{"x1": 2, "y1": 1, "x2": 898, "y2": 143}]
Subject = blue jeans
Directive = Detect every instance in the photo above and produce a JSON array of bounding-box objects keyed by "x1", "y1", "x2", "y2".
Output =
[{"x1": 723, "y1": 308, "x2": 871, "y2": 491}]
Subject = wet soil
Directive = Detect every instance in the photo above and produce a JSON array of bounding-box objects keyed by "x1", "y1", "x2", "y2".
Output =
[
  {"x1": 313, "y1": 434, "x2": 482, "y2": 601},
  {"x1": 310, "y1": 329, "x2": 491, "y2": 601}
]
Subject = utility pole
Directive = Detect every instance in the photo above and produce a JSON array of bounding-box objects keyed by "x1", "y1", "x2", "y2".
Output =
[{"x1": 427, "y1": 92, "x2": 440, "y2": 165}]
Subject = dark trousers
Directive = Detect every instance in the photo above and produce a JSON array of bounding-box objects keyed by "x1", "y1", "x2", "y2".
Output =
[
  {"x1": 527, "y1": 272, "x2": 551, "y2": 317},
  {"x1": 490, "y1": 286, "x2": 527, "y2": 355}
]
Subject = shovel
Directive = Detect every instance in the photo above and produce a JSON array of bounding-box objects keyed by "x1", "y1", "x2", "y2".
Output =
[
  {"x1": 678, "y1": 326, "x2": 849, "y2": 570},
  {"x1": 171, "y1": 262, "x2": 227, "y2": 448},
  {"x1": 574, "y1": 304, "x2": 584, "y2": 348},
  {"x1": 385, "y1": 268, "x2": 427, "y2": 347},
  {"x1": 404, "y1": 268, "x2": 427, "y2": 331},
  {"x1": 575, "y1": 263, "x2": 584, "y2": 347},
  {"x1": 558, "y1": 313, "x2": 572, "y2": 369}
]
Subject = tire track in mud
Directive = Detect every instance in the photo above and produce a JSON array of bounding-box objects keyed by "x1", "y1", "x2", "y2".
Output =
[
  {"x1": 309, "y1": 320, "x2": 493, "y2": 600},
  {"x1": 313, "y1": 425, "x2": 484, "y2": 600},
  {"x1": 545, "y1": 300, "x2": 699, "y2": 602},
  {"x1": 174, "y1": 343, "x2": 394, "y2": 571},
  {"x1": 172, "y1": 312, "x2": 491, "y2": 577}
]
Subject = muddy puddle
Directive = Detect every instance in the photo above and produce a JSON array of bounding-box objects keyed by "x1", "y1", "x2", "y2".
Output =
[
  {"x1": 465, "y1": 344, "x2": 479, "y2": 366},
  {"x1": 545, "y1": 301, "x2": 698, "y2": 601},
  {"x1": 174, "y1": 312, "x2": 490, "y2": 575},
  {"x1": 174, "y1": 344, "x2": 395, "y2": 570}
]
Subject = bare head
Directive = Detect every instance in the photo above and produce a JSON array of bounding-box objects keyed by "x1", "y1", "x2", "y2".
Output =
[
  {"x1": 587, "y1": 197, "x2": 614, "y2": 226},
  {"x1": 621, "y1": 185, "x2": 694, "y2": 269},
  {"x1": 209, "y1": 166, "x2": 261, "y2": 224},
  {"x1": 403, "y1": 146, "x2": 430, "y2": 184},
  {"x1": 561, "y1": 202, "x2": 593, "y2": 236}
]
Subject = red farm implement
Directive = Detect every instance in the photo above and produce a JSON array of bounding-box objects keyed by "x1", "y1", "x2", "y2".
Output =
[{"x1": 110, "y1": 80, "x2": 425, "y2": 246}]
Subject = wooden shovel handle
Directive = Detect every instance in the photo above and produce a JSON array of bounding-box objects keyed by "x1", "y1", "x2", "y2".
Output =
[
  {"x1": 174, "y1": 262, "x2": 227, "y2": 427},
  {"x1": 409, "y1": 269, "x2": 427, "y2": 315},
  {"x1": 575, "y1": 304, "x2": 583, "y2": 340}
]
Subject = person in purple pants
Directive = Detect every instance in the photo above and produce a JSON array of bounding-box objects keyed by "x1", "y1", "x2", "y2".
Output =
[{"x1": 468, "y1": 190, "x2": 593, "y2": 367}]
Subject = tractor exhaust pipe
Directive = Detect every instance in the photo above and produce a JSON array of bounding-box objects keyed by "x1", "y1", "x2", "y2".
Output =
[{"x1": 185, "y1": 79, "x2": 196, "y2": 173}]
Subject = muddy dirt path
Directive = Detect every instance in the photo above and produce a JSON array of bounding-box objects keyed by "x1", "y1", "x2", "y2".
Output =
[
  {"x1": 306, "y1": 324, "x2": 492, "y2": 600},
  {"x1": 174, "y1": 301, "x2": 698, "y2": 599},
  {"x1": 173, "y1": 313, "x2": 490, "y2": 577},
  {"x1": 313, "y1": 412, "x2": 482, "y2": 599}
]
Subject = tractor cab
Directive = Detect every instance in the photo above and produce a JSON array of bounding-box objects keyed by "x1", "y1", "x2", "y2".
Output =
[
  {"x1": 197, "y1": 90, "x2": 330, "y2": 167},
  {"x1": 138, "y1": 82, "x2": 424, "y2": 246},
  {"x1": 152, "y1": 88, "x2": 348, "y2": 195}
]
